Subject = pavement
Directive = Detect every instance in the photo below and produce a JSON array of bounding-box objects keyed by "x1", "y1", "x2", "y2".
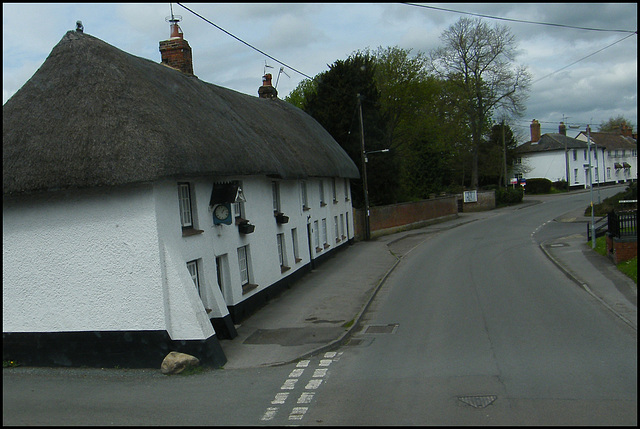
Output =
[{"x1": 218, "y1": 196, "x2": 637, "y2": 369}]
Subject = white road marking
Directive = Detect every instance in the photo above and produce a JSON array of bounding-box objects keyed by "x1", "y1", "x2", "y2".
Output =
[
  {"x1": 288, "y1": 407, "x2": 308, "y2": 420},
  {"x1": 319, "y1": 359, "x2": 333, "y2": 367},
  {"x1": 272, "y1": 392, "x2": 289, "y2": 404},
  {"x1": 281, "y1": 379, "x2": 298, "y2": 390},
  {"x1": 261, "y1": 407, "x2": 278, "y2": 421},
  {"x1": 313, "y1": 368, "x2": 328, "y2": 378},
  {"x1": 296, "y1": 360, "x2": 310, "y2": 368},
  {"x1": 288, "y1": 368, "x2": 304, "y2": 378},
  {"x1": 298, "y1": 392, "x2": 315, "y2": 404},
  {"x1": 305, "y1": 379, "x2": 323, "y2": 389}
]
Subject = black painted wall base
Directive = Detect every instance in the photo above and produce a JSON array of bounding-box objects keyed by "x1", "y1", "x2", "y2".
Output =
[
  {"x1": 210, "y1": 314, "x2": 237, "y2": 340},
  {"x1": 227, "y1": 241, "x2": 351, "y2": 324},
  {"x1": 2, "y1": 330, "x2": 227, "y2": 369}
]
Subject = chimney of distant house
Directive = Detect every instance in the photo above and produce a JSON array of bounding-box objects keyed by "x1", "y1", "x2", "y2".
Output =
[
  {"x1": 258, "y1": 73, "x2": 278, "y2": 99},
  {"x1": 159, "y1": 16, "x2": 194, "y2": 76},
  {"x1": 530, "y1": 119, "x2": 541, "y2": 142},
  {"x1": 558, "y1": 122, "x2": 566, "y2": 136},
  {"x1": 621, "y1": 123, "x2": 632, "y2": 137}
]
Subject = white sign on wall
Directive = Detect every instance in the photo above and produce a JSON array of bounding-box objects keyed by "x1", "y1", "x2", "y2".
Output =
[{"x1": 463, "y1": 190, "x2": 477, "y2": 203}]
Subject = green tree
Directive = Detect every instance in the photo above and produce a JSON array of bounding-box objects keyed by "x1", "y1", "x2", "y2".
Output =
[
  {"x1": 479, "y1": 122, "x2": 518, "y2": 187},
  {"x1": 598, "y1": 115, "x2": 635, "y2": 133},
  {"x1": 302, "y1": 53, "x2": 397, "y2": 207},
  {"x1": 430, "y1": 17, "x2": 531, "y2": 189}
]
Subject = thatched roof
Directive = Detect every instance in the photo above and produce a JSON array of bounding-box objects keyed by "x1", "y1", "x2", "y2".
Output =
[
  {"x1": 514, "y1": 133, "x2": 587, "y2": 154},
  {"x1": 3, "y1": 31, "x2": 359, "y2": 195}
]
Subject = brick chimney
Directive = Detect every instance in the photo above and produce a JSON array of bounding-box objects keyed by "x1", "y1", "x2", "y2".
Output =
[
  {"x1": 530, "y1": 119, "x2": 541, "y2": 142},
  {"x1": 159, "y1": 18, "x2": 194, "y2": 76},
  {"x1": 621, "y1": 123, "x2": 632, "y2": 137},
  {"x1": 558, "y1": 122, "x2": 566, "y2": 136},
  {"x1": 258, "y1": 73, "x2": 278, "y2": 99}
]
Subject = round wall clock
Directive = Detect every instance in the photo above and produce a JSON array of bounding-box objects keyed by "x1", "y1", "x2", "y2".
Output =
[{"x1": 213, "y1": 203, "x2": 231, "y2": 225}]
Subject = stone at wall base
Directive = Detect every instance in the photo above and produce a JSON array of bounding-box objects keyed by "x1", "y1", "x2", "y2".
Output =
[{"x1": 161, "y1": 351, "x2": 200, "y2": 375}]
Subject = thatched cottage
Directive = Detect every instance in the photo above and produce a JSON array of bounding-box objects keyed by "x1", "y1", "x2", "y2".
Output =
[{"x1": 3, "y1": 22, "x2": 359, "y2": 368}]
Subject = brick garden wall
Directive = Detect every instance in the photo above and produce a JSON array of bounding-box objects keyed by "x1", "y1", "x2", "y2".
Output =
[
  {"x1": 353, "y1": 196, "x2": 458, "y2": 240},
  {"x1": 606, "y1": 233, "x2": 638, "y2": 264}
]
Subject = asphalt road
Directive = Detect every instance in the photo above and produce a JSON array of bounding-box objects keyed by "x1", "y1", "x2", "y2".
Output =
[
  {"x1": 3, "y1": 189, "x2": 636, "y2": 425},
  {"x1": 298, "y1": 189, "x2": 637, "y2": 425}
]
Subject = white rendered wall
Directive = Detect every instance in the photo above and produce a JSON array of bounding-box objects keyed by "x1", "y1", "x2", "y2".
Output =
[
  {"x1": 3, "y1": 185, "x2": 166, "y2": 333},
  {"x1": 161, "y1": 175, "x2": 354, "y2": 309},
  {"x1": 521, "y1": 151, "x2": 568, "y2": 183}
]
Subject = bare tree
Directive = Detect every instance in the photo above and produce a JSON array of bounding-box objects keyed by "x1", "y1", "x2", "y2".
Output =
[{"x1": 430, "y1": 17, "x2": 531, "y2": 189}]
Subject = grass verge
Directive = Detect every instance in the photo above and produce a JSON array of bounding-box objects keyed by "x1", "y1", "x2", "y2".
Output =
[{"x1": 589, "y1": 236, "x2": 637, "y2": 284}]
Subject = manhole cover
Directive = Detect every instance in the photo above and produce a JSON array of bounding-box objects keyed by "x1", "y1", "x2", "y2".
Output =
[
  {"x1": 365, "y1": 323, "x2": 398, "y2": 334},
  {"x1": 457, "y1": 395, "x2": 497, "y2": 409}
]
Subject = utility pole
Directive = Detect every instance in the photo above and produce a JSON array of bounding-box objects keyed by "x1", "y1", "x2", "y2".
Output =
[
  {"x1": 587, "y1": 125, "x2": 596, "y2": 249},
  {"x1": 502, "y1": 119, "x2": 507, "y2": 188},
  {"x1": 358, "y1": 94, "x2": 370, "y2": 241}
]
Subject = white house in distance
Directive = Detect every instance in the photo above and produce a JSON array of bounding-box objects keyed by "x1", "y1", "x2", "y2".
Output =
[
  {"x1": 514, "y1": 119, "x2": 637, "y2": 188},
  {"x1": 3, "y1": 21, "x2": 359, "y2": 368},
  {"x1": 575, "y1": 124, "x2": 637, "y2": 185}
]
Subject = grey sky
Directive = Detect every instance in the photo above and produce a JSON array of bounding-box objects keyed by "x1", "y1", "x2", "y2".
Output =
[{"x1": 3, "y1": 3, "x2": 637, "y2": 140}]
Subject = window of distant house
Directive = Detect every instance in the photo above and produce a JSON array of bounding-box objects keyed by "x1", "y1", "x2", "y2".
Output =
[
  {"x1": 632, "y1": 149, "x2": 637, "y2": 157},
  {"x1": 319, "y1": 180, "x2": 326, "y2": 206},
  {"x1": 178, "y1": 183, "x2": 194, "y2": 228},
  {"x1": 272, "y1": 181, "x2": 281, "y2": 213},
  {"x1": 514, "y1": 157, "x2": 522, "y2": 165},
  {"x1": 572, "y1": 150, "x2": 577, "y2": 161},
  {"x1": 607, "y1": 167, "x2": 611, "y2": 180},
  {"x1": 186, "y1": 260, "x2": 200, "y2": 297},
  {"x1": 574, "y1": 169, "x2": 578, "y2": 183},
  {"x1": 583, "y1": 149, "x2": 587, "y2": 160},
  {"x1": 301, "y1": 181, "x2": 309, "y2": 210},
  {"x1": 340, "y1": 214, "x2": 345, "y2": 238},
  {"x1": 334, "y1": 216, "x2": 339, "y2": 242}
]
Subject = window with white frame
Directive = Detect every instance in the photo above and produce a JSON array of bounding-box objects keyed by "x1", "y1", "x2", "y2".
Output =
[
  {"x1": 340, "y1": 214, "x2": 345, "y2": 238},
  {"x1": 332, "y1": 178, "x2": 337, "y2": 202},
  {"x1": 607, "y1": 167, "x2": 611, "y2": 179},
  {"x1": 272, "y1": 181, "x2": 281, "y2": 213},
  {"x1": 574, "y1": 169, "x2": 578, "y2": 183},
  {"x1": 178, "y1": 183, "x2": 193, "y2": 228},
  {"x1": 334, "y1": 216, "x2": 339, "y2": 242},
  {"x1": 313, "y1": 220, "x2": 320, "y2": 250},
  {"x1": 572, "y1": 150, "x2": 577, "y2": 161},
  {"x1": 277, "y1": 233, "x2": 288, "y2": 270},
  {"x1": 319, "y1": 180, "x2": 325, "y2": 206},
  {"x1": 322, "y1": 218, "x2": 328, "y2": 247},
  {"x1": 291, "y1": 228, "x2": 300, "y2": 262},
  {"x1": 301, "y1": 181, "x2": 309, "y2": 210},
  {"x1": 344, "y1": 179, "x2": 349, "y2": 201},
  {"x1": 237, "y1": 246, "x2": 250, "y2": 286},
  {"x1": 186, "y1": 260, "x2": 200, "y2": 296},
  {"x1": 233, "y1": 181, "x2": 244, "y2": 219}
]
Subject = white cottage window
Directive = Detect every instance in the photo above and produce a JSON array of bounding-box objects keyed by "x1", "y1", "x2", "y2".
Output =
[
  {"x1": 178, "y1": 183, "x2": 193, "y2": 228},
  {"x1": 291, "y1": 228, "x2": 300, "y2": 262},
  {"x1": 322, "y1": 218, "x2": 328, "y2": 247},
  {"x1": 272, "y1": 181, "x2": 281, "y2": 213},
  {"x1": 301, "y1": 181, "x2": 309, "y2": 210},
  {"x1": 237, "y1": 246, "x2": 249, "y2": 286},
  {"x1": 277, "y1": 233, "x2": 288, "y2": 272},
  {"x1": 186, "y1": 260, "x2": 200, "y2": 296},
  {"x1": 319, "y1": 180, "x2": 326, "y2": 206}
]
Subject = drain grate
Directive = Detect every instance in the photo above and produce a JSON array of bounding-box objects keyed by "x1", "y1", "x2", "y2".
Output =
[
  {"x1": 457, "y1": 395, "x2": 497, "y2": 409},
  {"x1": 364, "y1": 323, "x2": 398, "y2": 334}
]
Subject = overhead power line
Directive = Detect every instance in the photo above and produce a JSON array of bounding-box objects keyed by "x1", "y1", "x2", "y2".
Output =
[
  {"x1": 402, "y1": 2, "x2": 637, "y2": 34},
  {"x1": 176, "y1": 2, "x2": 314, "y2": 81},
  {"x1": 532, "y1": 32, "x2": 637, "y2": 83}
]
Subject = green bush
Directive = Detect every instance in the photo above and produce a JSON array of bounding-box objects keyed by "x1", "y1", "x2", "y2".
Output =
[
  {"x1": 525, "y1": 178, "x2": 553, "y2": 194},
  {"x1": 586, "y1": 182, "x2": 638, "y2": 216},
  {"x1": 552, "y1": 180, "x2": 568, "y2": 191},
  {"x1": 496, "y1": 186, "x2": 524, "y2": 205}
]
